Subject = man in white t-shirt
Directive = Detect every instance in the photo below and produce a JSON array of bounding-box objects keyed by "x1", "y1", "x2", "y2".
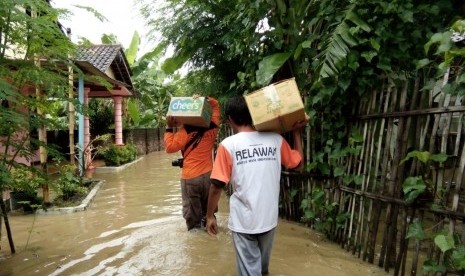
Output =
[{"x1": 206, "y1": 96, "x2": 307, "y2": 275}]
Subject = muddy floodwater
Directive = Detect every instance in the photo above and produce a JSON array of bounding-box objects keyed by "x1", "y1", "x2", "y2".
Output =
[{"x1": 0, "y1": 151, "x2": 387, "y2": 275}]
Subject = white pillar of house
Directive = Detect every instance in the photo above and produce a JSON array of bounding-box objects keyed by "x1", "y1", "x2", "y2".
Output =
[
  {"x1": 84, "y1": 88, "x2": 92, "y2": 169},
  {"x1": 113, "y1": 96, "x2": 124, "y2": 145}
]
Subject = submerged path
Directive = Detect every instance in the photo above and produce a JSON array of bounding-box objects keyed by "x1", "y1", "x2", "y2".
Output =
[{"x1": 0, "y1": 151, "x2": 386, "y2": 275}]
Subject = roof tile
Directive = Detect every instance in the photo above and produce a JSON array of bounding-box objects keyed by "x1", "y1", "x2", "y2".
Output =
[
  {"x1": 76, "y1": 44, "x2": 121, "y2": 72},
  {"x1": 75, "y1": 44, "x2": 133, "y2": 89}
]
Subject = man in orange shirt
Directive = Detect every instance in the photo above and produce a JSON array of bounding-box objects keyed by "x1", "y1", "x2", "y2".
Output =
[{"x1": 164, "y1": 94, "x2": 220, "y2": 231}]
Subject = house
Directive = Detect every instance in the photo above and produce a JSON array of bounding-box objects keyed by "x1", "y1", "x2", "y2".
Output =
[
  {"x1": 1, "y1": 1, "x2": 134, "y2": 205},
  {"x1": 73, "y1": 44, "x2": 134, "y2": 170}
]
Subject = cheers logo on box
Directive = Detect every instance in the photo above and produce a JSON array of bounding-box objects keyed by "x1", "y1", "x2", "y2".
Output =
[{"x1": 169, "y1": 99, "x2": 202, "y2": 112}]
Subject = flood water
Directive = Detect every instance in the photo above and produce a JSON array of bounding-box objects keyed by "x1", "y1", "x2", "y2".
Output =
[{"x1": 0, "y1": 151, "x2": 387, "y2": 275}]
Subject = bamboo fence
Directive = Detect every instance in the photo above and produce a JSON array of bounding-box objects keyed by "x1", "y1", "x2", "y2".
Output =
[{"x1": 279, "y1": 71, "x2": 465, "y2": 275}]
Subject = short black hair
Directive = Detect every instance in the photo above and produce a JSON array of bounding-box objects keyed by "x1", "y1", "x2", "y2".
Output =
[{"x1": 225, "y1": 96, "x2": 253, "y2": 126}]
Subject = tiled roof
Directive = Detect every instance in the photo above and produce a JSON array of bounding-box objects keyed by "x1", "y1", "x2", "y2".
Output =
[
  {"x1": 76, "y1": 44, "x2": 120, "y2": 72},
  {"x1": 75, "y1": 44, "x2": 133, "y2": 89}
]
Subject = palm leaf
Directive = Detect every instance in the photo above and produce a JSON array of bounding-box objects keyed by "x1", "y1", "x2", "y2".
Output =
[
  {"x1": 125, "y1": 31, "x2": 140, "y2": 66},
  {"x1": 161, "y1": 45, "x2": 195, "y2": 75},
  {"x1": 316, "y1": 6, "x2": 371, "y2": 80},
  {"x1": 131, "y1": 42, "x2": 166, "y2": 76},
  {"x1": 127, "y1": 99, "x2": 141, "y2": 127},
  {"x1": 161, "y1": 54, "x2": 190, "y2": 75},
  {"x1": 255, "y1": 52, "x2": 292, "y2": 86}
]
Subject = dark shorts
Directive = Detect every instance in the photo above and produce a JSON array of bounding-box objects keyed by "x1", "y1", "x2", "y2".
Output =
[{"x1": 180, "y1": 171, "x2": 211, "y2": 230}]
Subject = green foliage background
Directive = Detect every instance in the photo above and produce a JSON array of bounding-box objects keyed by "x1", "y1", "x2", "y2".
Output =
[{"x1": 139, "y1": 0, "x2": 461, "y2": 170}]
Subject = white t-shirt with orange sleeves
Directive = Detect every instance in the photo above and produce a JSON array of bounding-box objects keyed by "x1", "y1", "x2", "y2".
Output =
[{"x1": 211, "y1": 131, "x2": 301, "y2": 234}]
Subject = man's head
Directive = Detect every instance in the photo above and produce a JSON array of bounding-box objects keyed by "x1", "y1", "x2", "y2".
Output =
[{"x1": 225, "y1": 96, "x2": 253, "y2": 127}]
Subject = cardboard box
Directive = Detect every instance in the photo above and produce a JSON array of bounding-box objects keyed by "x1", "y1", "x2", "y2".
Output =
[
  {"x1": 166, "y1": 97, "x2": 212, "y2": 128},
  {"x1": 244, "y1": 78, "x2": 306, "y2": 133}
]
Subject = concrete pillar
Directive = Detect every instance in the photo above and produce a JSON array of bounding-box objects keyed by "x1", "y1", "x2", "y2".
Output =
[{"x1": 113, "y1": 96, "x2": 124, "y2": 145}]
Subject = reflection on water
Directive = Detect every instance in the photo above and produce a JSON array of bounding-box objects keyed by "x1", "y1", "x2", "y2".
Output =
[{"x1": 0, "y1": 151, "x2": 386, "y2": 275}]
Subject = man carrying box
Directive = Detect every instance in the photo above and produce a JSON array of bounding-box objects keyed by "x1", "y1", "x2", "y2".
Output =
[
  {"x1": 206, "y1": 96, "x2": 307, "y2": 275},
  {"x1": 164, "y1": 94, "x2": 220, "y2": 231}
]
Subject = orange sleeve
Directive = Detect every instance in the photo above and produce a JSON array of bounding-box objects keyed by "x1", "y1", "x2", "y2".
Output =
[
  {"x1": 280, "y1": 139, "x2": 302, "y2": 170},
  {"x1": 164, "y1": 128, "x2": 189, "y2": 153},
  {"x1": 210, "y1": 144, "x2": 232, "y2": 184},
  {"x1": 207, "y1": 97, "x2": 220, "y2": 127}
]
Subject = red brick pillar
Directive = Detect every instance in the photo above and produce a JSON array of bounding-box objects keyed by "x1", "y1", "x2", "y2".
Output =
[
  {"x1": 84, "y1": 88, "x2": 92, "y2": 168},
  {"x1": 113, "y1": 96, "x2": 124, "y2": 145}
]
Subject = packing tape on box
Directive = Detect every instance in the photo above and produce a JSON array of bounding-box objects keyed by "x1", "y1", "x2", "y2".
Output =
[
  {"x1": 263, "y1": 85, "x2": 281, "y2": 115},
  {"x1": 264, "y1": 85, "x2": 287, "y2": 132}
]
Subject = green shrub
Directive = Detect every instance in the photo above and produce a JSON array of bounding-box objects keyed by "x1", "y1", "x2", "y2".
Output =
[
  {"x1": 8, "y1": 165, "x2": 46, "y2": 196},
  {"x1": 7, "y1": 166, "x2": 45, "y2": 211},
  {"x1": 101, "y1": 143, "x2": 138, "y2": 166},
  {"x1": 52, "y1": 164, "x2": 87, "y2": 201}
]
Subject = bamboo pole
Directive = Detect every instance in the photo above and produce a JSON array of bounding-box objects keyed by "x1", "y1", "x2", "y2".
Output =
[
  {"x1": 393, "y1": 77, "x2": 421, "y2": 274},
  {"x1": 408, "y1": 77, "x2": 422, "y2": 175},
  {"x1": 382, "y1": 99, "x2": 403, "y2": 271},
  {"x1": 410, "y1": 210, "x2": 424, "y2": 276},
  {"x1": 394, "y1": 207, "x2": 408, "y2": 276},
  {"x1": 341, "y1": 112, "x2": 360, "y2": 249},
  {"x1": 444, "y1": 90, "x2": 463, "y2": 231},
  {"x1": 34, "y1": 53, "x2": 49, "y2": 204},
  {"x1": 305, "y1": 122, "x2": 313, "y2": 225},
  {"x1": 397, "y1": 71, "x2": 419, "y2": 255},
  {"x1": 67, "y1": 28, "x2": 76, "y2": 165},
  {"x1": 381, "y1": 80, "x2": 409, "y2": 271},
  {"x1": 303, "y1": 96, "x2": 313, "y2": 227},
  {"x1": 438, "y1": 86, "x2": 452, "y2": 208},
  {"x1": 388, "y1": 80, "x2": 410, "y2": 271},
  {"x1": 307, "y1": 177, "x2": 312, "y2": 228},
  {"x1": 426, "y1": 70, "x2": 450, "y2": 264},
  {"x1": 411, "y1": 116, "x2": 427, "y2": 264},
  {"x1": 336, "y1": 189, "x2": 346, "y2": 243},
  {"x1": 377, "y1": 80, "x2": 399, "y2": 268},
  {"x1": 346, "y1": 193, "x2": 355, "y2": 250},
  {"x1": 362, "y1": 199, "x2": 374, "y2": 261},
  {"x1": 365, "y1": 85, "x2": 388, "y2": 262},
  {"x1": 413, "y1": 80, "x2": 432, "y2": 180},
  {"x1": 428, "y1": 68, "x2": 449, "y2": 196},
  {"x1": 370, "y1": 81, "x2": 395, "y2": 264},
  {"x1": 352, "y1": 117, "x2": 369, "y2": 255},
  {"x1": 451, "y1": 111, "x2": 465, "y2": 234},
  {"x1": 346, "y1": 117, "x2": 361, "y2": 251},
  {"x1": 390, "y1": 78, "x2": 418, "y2": 274},
  {"x1": 361, "y1": 118, "x2": 378, "y2": 259},
  {"x1": 354, "y1": 90, "x2": 376, "y2": 257},
  {"x1": 35, "y1": 86, "x2": 49, "y2": 203},
  {"x1": 402, "y1": 208, "x2": 414, "y2": 275}
]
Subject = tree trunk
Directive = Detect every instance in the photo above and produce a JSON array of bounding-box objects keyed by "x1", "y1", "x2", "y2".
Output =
[{"x1": 0, "y1": 199, "x2": 15, "y2": 254}]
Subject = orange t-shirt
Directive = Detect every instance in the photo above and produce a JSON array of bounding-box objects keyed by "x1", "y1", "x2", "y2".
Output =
[{"x1": 164, "y1": 97, "x2": 220, "y2": 179}]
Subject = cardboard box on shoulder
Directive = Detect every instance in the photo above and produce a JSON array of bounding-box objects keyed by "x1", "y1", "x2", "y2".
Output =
[
  {"x1": 166, "y1": 97, "x2": 212, "y2": 128},
  {"x1": 244, "y1": 78, "x2": 306, "y2": 133}
]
